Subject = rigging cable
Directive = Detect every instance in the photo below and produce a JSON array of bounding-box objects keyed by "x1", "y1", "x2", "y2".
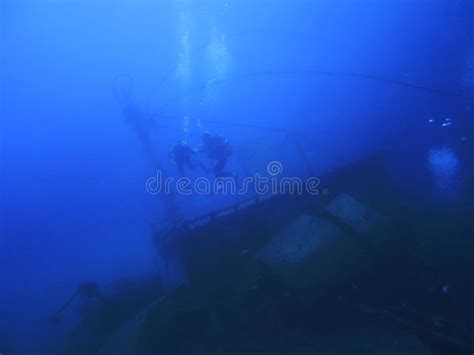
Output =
[
  {"x1": 156, "y1": 69, "x2": 474, "y2": 113},
  {"x1": 143, "y1": 67, "x2": 473, "y2": 137}
]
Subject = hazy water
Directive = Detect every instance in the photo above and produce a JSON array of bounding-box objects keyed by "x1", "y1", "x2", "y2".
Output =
[{"x1": 1, "y1": 0, "x2": 473, "y2": 353}]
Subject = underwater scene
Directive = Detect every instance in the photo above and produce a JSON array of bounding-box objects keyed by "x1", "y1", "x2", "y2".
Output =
[{"x1": 1, "y1": 0, "x2": 474, "y2": 354}]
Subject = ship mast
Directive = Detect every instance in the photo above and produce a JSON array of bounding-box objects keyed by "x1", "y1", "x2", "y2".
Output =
[{"x1": 115, "y1": 80, "x2": 182, "y2": 225}]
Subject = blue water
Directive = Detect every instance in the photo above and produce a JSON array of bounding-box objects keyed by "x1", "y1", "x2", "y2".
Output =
[{"x1": 1, "y1": 0, "x2": 473, "y2": 353}]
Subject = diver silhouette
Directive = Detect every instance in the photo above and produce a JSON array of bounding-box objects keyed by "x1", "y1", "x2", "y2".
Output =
[
  {"x1": 198, "y1": 131, "x2": 235, "y2": 179},
  {"x1": 169, "y1": 140, "x2": 197, "y2": 176}
]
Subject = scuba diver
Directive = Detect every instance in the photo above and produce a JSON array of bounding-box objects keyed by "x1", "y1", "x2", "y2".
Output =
[
  {"x1": 198, "y1": 131, "x2": 235, "y2": 179},
  {"x1": 169, "y1": 140, "x2": 197, "y2": 176}
]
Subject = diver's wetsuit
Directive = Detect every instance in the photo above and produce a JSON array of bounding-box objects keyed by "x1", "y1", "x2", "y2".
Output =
[
  {"x1": 170, "y1": 141, "x2": 196, "y2": 176},
  {"x1": 200, "y1": 134, "x2": 233, "y2": 178}
]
